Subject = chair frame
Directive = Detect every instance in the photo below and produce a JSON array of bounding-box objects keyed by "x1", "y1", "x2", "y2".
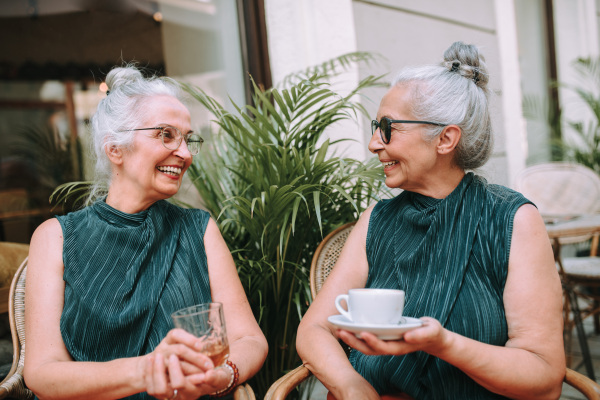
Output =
[
  {"x1": 265, "y1": 221, "x2": 600, "y2": 400},
  {"x1": 0, "y1": 258, "x2": 255, "y2": 400}
]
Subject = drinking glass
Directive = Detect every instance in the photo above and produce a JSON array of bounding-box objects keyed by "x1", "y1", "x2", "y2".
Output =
[{"x1": 171, "y1": 302, "x2": 229, "y2": 367}]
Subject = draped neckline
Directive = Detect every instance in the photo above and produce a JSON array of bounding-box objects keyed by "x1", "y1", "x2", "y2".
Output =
[{"x1": 93, "y1": 198, "x2": 152, "y2": 228}]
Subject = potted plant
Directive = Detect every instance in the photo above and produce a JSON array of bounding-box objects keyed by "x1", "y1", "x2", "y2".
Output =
[
  {"x1": 182, "y1": 59, "x2": 386, "y2": 397},
  {"x1": 51, "y1": 54, "x2": 387, "y2": 398}
]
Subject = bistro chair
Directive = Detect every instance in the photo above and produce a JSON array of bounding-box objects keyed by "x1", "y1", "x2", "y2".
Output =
[
  {"x1": 515, "y1": 162, "x2": 600, "y2": 379},
  {"x1": 265, "y1": 220, "x2": 600, "y2": 400},
  {"x1": 0, "y1": 259, "x2": 256, "y2": 400}
]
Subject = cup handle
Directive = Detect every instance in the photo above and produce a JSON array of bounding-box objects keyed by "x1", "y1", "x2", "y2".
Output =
[{"x1": 334, "y1": 294, "x2": 352, "y2": 321}]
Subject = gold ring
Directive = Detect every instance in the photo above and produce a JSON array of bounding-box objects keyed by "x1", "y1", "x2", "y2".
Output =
[{"x1": 163, "y1": 389, "x2": 178, "y2": 400}]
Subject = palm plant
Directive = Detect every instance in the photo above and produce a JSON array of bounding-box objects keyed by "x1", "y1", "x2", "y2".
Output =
[
  {"x1": 9, "y1": 122, "x2": 83, "y2": 211},
  {"x1": 182, "y1": 61, "x2": 386, "y2": 397},
  {"x1": 50, "y1": 53, "x2": 388, "y2": 397}
]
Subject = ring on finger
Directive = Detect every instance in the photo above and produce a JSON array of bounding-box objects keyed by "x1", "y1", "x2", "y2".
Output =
[{"x1": 163, "y1": 389, "x2": 178, "y2": 400}]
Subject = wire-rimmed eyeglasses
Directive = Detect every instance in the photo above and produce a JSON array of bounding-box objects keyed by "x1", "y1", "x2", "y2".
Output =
[
  {"x1": 371, "y1": 117, "x2": 446, "y2": 144},
  {"x1": 122, "y1": 125, "x2": 204, "y2": 155}
]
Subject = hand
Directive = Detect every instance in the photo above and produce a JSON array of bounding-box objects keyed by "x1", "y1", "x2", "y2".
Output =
[
  {"x1": 337, "y1": 317, "x2": 449, "y2": 357},
  {"x1": 145, "y1": 354, "x2": 232, "y2": 399},
  {"x1": 142, "y1": 329, "x2": 232, "y2": 399}
]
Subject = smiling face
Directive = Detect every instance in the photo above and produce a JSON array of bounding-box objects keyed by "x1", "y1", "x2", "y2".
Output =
[
  {"x1": 368, "y1": 84, "x2": 444, "y2": 194},
  {"x1": 106, "y1": 95, "x2": 193, "y2": 212}
]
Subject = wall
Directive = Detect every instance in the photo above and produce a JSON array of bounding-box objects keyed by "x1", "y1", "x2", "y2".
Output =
[
  {"x1": 264, "y1": 0, "x2": 528, "y2": 187},
  {"x1": 263, "y1": 0, "x2": 366, "y2": 160}
]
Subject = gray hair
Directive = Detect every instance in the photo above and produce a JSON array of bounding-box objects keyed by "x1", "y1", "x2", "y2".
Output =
[
  {"x1": 88, "y1": 65, "x2": 187, "y2": 202},
  {"x1": 390, "y1": 41, "x2": 492, "y2": 170}
]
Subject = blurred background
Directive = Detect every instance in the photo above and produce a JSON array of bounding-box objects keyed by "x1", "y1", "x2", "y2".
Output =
[{"x1": 0, "y1": 0, "x2": 595, "y2": 244}]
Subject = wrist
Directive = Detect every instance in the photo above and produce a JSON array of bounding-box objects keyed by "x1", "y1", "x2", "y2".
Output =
[
  {"x1": 432, "y1": 327, "x2": 456, "y2": 359},
  {"x1": 210, "y1": 360, "x2": 239, "y2": 398}
]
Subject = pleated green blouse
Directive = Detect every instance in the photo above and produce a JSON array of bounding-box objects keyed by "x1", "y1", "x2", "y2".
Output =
[
  {"x1": 56, "y1": 199, "x2": 212, "y2": 400},
  {"x1": 350, "y1": 173, "x2": 531, "y2": 399}
]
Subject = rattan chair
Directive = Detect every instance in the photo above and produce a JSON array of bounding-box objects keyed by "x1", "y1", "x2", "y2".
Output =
[
  {"x1": 265, "y1": 220, "x2": 600, "y2": 400},
  {"x1": 0, "y1": 258, "x2": 256, "y2": 400},
  {"x1": 515, "y1": 162, "x2": 600, "y2": 379}
]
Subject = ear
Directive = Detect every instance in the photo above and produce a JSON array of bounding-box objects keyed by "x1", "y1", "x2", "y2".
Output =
[
  {"x1": 105, "y1": 144, "x2": 123, "y2": 165},
  {"x1": 436, "y1": 125, "x2": 461, "y2": 155}
]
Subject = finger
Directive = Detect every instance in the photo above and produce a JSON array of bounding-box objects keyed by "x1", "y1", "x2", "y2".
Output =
[
  {"x1": 337, "y1": 330, "x2": 378, "y2": 354},
  {"x1": 164, "y1": 328, "x2": 202, "y2": 347},
  {"x1": 153, "y1": 351, "x2": 170, "y2": 394},
  {"x1": 167, "y1": 354, "x2": 186, "y2": 390},
  {"x1": 156, "y1": 342, "x2": 214, "y2": 371},
  {"x1": 187, "y1": 366, "x2": 227, "y2": 389},
  {"x1": 145, "y1": 355, "x2": 155, "y2": 394}
]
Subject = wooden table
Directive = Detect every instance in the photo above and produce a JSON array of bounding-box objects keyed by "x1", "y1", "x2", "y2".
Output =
[{"x1": 545, "y1": 214, "x2": 600, "y2": 380}]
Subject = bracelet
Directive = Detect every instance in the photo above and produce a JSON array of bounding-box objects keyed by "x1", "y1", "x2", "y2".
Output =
[{"x1": 211, "y1": 360, "x2": 239, "y2": 398}]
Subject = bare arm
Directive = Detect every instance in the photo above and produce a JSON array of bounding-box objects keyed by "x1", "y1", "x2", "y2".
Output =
[
  {"x1": 296, "y1": 207, "x2": 380, "y2": 400},
  {"x1": 339, "y1": 204, "x2": 565, "y2": 399},
  {"x1": 23, "y1": 218, "x2": 146, "y2": 399},
  {"x1": 24, "y1": 219, "x2": 224, "y2": 400},
  {"x1": 204, "y1": 218, "x2": 268, "y2": 386}
]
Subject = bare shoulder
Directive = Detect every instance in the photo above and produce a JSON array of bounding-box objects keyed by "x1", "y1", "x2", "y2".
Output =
[
  {"x1": 28, "y1": 218, "x2": 64, "y2": 275},
  {"x1": 349, "y1": 203, "x2": 376, "y2": 240}
]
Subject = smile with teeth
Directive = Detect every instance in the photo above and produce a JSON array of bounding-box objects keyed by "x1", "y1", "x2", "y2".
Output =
[
  {"x1": 382, "y1": 161, "x2": 398, "y2": 168},
  {"x1": 157, "y1": 166, "x2": 182, "y2": 176}
]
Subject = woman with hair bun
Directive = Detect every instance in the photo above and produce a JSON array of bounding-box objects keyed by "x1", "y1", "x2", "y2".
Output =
[
  {"x1": 23, "y1": 65, "x2": 267, "y2": 399},
  {"x1": 297, "y1": 42, "x2": 565, "y2": 399}
]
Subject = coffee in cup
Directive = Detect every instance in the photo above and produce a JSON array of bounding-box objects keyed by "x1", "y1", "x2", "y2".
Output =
[{"x1": 335, "y1": 288, "x2": 405, "y2": 325}]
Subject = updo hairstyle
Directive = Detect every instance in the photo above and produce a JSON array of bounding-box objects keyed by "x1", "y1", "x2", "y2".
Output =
[
  {"x1": 88, "y1": 65, "x2": 187, "y2": 202},
  {"x1": 390, "y1": 41, "x2": 493, "y2": 170}
]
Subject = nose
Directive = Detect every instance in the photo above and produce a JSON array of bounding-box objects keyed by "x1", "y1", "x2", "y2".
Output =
[
  {"x1": 173, "y1": 137, "x2": 193, "y2": 161},
  {"x1": 368, "y1": 128, "x2": 383, "y2": 154}
]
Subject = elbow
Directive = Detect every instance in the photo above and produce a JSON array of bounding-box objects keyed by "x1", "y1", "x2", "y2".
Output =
[{"x1": 23, "y1": 366, "x2": 42, "y2": 399}]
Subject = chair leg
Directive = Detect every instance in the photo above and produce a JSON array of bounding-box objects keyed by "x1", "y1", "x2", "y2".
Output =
[{"x1": 567, "y1": 286, "x2": 596, "y2": 380}]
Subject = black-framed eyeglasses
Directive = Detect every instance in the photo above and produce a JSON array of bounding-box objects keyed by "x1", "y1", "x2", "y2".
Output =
[
  {"x1": 371, "y1": 117, "x2": 446, "y2": 144},
  {"x1": 122, "y1": 125, "x2": 204, "y2": 155}
]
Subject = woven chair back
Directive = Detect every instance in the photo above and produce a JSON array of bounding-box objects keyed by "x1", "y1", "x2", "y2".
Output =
[
  {"x1": 514, "y1": 162, "x2": 600, "y2": 215},
  {"x1": 309, "y1": 222, "x2": 356, "y2": 300},
  {"x1": 0, "y1": 258, "x2": 34, "y2": 399},
  {"x1": 515, "y1": 162, "x2": 600, "y2": 245}
]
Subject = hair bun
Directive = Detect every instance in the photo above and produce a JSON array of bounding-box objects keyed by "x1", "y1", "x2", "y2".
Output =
[
  {"x1": 442, "y1": 41, "x2": 489, "y2": 88},
  {"x1": 105, "y1": 66, "x2": 144, "y2": 92}
]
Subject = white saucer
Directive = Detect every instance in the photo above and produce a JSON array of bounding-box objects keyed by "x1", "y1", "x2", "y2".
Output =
[{"x1": 327, "y1": 314, "x2": 423, "y2": 340}]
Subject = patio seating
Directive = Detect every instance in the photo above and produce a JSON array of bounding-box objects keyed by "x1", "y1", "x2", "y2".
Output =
[
  {"x1": 265, "y1": 220, "x2": 600, "y2": 399},
  {"x1": 0, "y1": 259, "x2": 257, "y2": 400},
  {"x1": 515, "y1": 162, "x2": 600, "y2": 379}
]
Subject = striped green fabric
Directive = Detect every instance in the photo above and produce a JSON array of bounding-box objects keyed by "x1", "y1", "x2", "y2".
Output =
[
  {"x1": 56, "y1": 199, "x2": 211, "y2": 400},
  {"x1": 350, "y1": 173, "x2": 530, "y2": 399}
]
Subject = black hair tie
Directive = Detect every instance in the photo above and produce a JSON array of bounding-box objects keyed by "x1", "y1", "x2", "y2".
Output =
[{"x1": 451, "y1": 61, "x2": 460, "y2": 72}]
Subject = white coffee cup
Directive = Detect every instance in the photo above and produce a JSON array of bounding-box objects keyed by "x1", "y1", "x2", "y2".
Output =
[{"x1": 335, "y1": 288, "x2": 405, "y2": 325}]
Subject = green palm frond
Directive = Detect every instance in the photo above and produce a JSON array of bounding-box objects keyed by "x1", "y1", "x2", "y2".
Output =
[
  {"x1": 184, "y1": 58, "x2": 385, "y2": 397},
  {"x1": 279, "y1": 51, "x2": 386, "y2": 87},
  {"x1": 49, "y1": 181, "x2": 94, "y2": 210}
]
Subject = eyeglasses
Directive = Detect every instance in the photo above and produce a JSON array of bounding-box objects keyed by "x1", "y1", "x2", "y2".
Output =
[
  {"x1": 371, "y1": 117, "x2": 446, "y2": 144},
  {"x1": 123, "y1": 125, "x2": 204, "y2": 155}
]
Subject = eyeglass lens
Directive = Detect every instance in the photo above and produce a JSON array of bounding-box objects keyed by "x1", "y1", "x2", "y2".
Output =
[
  {"x1": 160, "y1": 127, "x2": 203, "y2": 155},
  {"x1": 371, "y1": 118, "x2": 391, "y2": 144}
]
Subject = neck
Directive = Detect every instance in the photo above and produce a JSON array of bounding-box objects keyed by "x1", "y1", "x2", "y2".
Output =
[
  {"x1": 105, "y1": 183, "x2": 159, "y2": 214},
  {"x1": 412, "y1": 165, "x2": 466, "y2": 199}
]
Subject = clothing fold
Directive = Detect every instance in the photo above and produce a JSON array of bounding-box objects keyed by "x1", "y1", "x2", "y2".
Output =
[{"x1": 351, "y1": 173, "x2": 531, "y2": 399}]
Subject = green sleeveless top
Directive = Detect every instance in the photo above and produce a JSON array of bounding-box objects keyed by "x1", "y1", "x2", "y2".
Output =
[
  {"x1": 350, "y1": 173, "x2": 531, "y2": 399},
  {"x1": 56, "y1": 200, "x2": 212, "y2": 400}
]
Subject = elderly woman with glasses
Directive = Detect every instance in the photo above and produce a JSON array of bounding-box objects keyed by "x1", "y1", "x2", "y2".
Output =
[
  {"x1": 23, "y1": 65, "x2": 267, "y2": 400},
  {"x1": 296, "y1": 42, "x2": 565, "y2": 400}
]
